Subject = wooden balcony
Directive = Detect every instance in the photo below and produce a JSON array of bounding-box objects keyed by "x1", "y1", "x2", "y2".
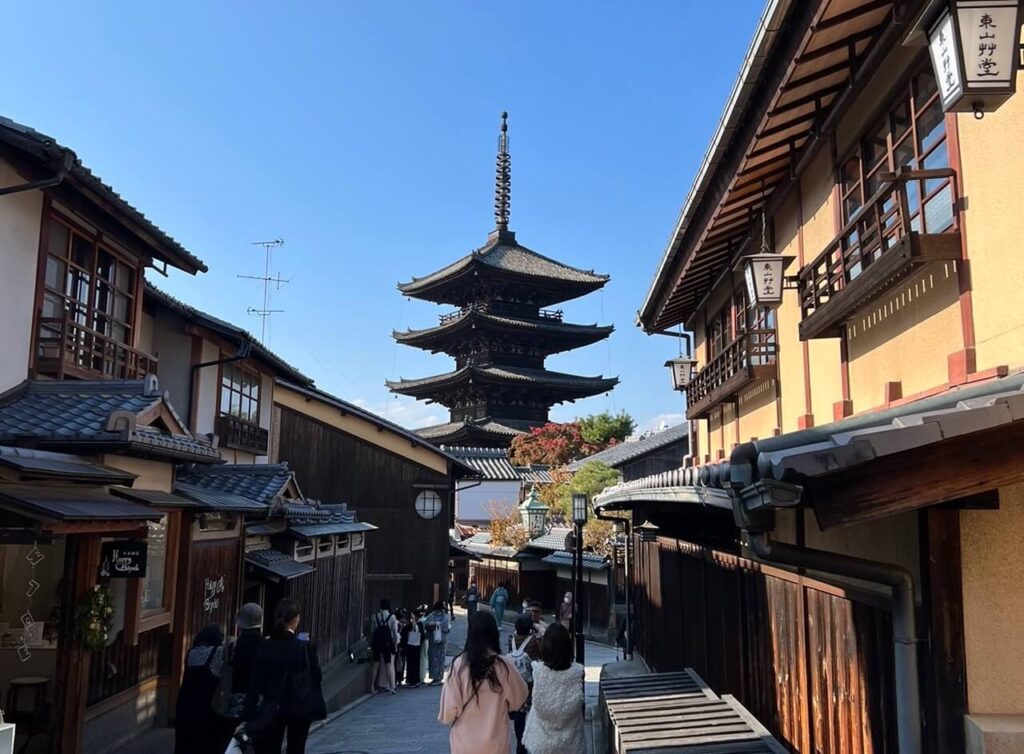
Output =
[
  {"x1": 439, "y1": 302, "x2": 564, "y2": 325},
  {"x1": 798, "y1": 169, "x2": 962, "y2": 341},
  {"x1": 35, "y1": 316, "x2": 158, "y2": 380},
  {"x1": 685, "y1": 329, "x2": 777, "y2": 420},
  {"x1": 215, "y1": 414, "x2": 269, "y2": 455}
]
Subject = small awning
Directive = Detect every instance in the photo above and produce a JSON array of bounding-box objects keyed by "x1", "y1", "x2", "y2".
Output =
[
  {"x1": 288, "y1": 521, "x2": 377, "y2": 540},
  {"x1": 174, "y1": 483, "x2": 267, "y2": 512},
  {"x1": 247, "y1": 521, "x2": 287, "y2": 536},
  {"x1": 542, "y1": 551, "x2": 609, "y2": 571},
  {"x1": 245, "y1": 549, "x2": 314, "y2": 582},
  {"x1": 111, "y1": 486, "x2": 201, "y2": 508},
  {"x1": 0, "y1": 450, "x2": 136, "y2": 484},
  {"x1": 0, "y1": 484, "x2": 162, "y2": 522}
]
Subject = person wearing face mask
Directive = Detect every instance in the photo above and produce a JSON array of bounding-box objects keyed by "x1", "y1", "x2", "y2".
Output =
[{"x1": 557, "y1": 592, "x2": 576, "y2": 630}]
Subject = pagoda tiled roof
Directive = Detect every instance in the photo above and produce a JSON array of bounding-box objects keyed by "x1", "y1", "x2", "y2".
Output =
[
  {"x1": 393, "y1": 309, "x2": 613, "y2": 351},
  {"x1": 398, "y1": 233, "x2": 608, "y2": 298},
  {"x1": 416, "y1": 417, "x2": 531, "y2": 447},
  {"x1": 387, "y1": 365, "x2": 618, "y2": 397}
]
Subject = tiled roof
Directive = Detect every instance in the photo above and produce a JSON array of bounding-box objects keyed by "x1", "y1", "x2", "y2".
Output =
[
  {"x1": 0, "y1": 484, "x2": 162, "y2": 522},
  {"x1": 0, "y1": 378, "x2": 220, "y2": 462},
  {"x1": 388, "y1": 365, "x2": 617, "y2": 394},
  {"x1": 528, "y1": 527, "x2": 574, "y2": 552},
  {"x1": 418, "y1": 418, "x2": 527, "y2": 442},
  {"x1": 174, "y1": 483, "x2": 269, "y2": 512},
  {"x1": 146, "y1": 283, "x2": 312, "y2": 385},
  {"x1": 0, "y1": 116, "x2": 206, "y2": 274},
  {"x1": 399, "y1": 235, "x2": 608, "y2": 294},
  {"x1": 517, "y1": 465, "x2": 554, "y2": 484},
  {"x1": 394, "y1": 310, "x2": 613, "y2": 344},
  {"x1": 568, "y1": 423, "x2": 689, "y2": 471},
  {"x1": 176, "y1": 463, "x2": 294, "y2": 507},
  {"x1": 541, "y1": 550, "x2": 609, "y2": 571},
  {"x1": 274, "y1": 381, "x2": 478, "y2": 477},
  {"x1": 0, "y1": 446, "x2": 136, "y2": 484},
  {"x1": 442, "y1": 447, "x2": 520, "y2": 481},
  {"x1": 245, "y1": 549, "x2": 314, "y2": 580}
]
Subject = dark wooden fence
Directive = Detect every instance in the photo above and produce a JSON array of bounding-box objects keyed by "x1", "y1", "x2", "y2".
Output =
[
  {"x1": 87, "y1": 627, "x2": 169, "y2": 705},
  {"x1": 283, "y1": 549, "x2": 366, "y2": 666},
  {"x1": 634, "y1": 536, "x2": 896, "y2": 754}
]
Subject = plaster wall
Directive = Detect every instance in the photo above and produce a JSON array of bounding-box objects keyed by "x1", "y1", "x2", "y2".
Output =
[
  {"x1": 799, "y1": 150, "x2": 843, "y2": 421},
  {"x1": 147, "y1": 312, "x2": 193, "y2": 422},
  {"x1": 0, "y1": 162, "x2": 42, "y2": 392},
  {"x1": 773, "y1": 190, "x2": 808, "y2": 432},
  {"x1": 737, "y1": 380, "x2": 777, "y2": 441},
  {"x1": 456, "y1": 479, "x2": 520, "y2": 523},
  {"x1": 101, "y1": 455, "x2": 173, "y2": 493},
  {"x1": 955, "y1": 67, "x2": 1024, "y2": 373},
  {"x1": 194, "y1": 341, "x2": 220, "y2": 438},
  {"x1": 846, "y1": 264, "x2": 961, "y2": 409},
  {"x1": 961, "y1": 483, "x2": 1024, "y2": 715}
]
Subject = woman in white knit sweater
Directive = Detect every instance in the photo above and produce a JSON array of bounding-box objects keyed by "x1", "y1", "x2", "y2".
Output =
[{"x1": 523, "y1": 623, "x2": 585, "y2": 754}]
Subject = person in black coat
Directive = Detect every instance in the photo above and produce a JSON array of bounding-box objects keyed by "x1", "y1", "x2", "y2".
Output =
[
  {"x1": 175, "y1": 624, "x2": 233, "y2": 754},
  {"x1": 245, "y1": 598, "x2": 326, "y2": 754}
]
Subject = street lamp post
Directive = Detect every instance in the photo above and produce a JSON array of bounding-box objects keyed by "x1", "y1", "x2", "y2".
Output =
[{"x1": 571, "y1": 492, "x2": 588, "y2": 664}]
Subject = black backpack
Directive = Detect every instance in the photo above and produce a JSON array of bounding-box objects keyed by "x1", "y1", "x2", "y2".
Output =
[{"x1": 371, "y1": 612, "x2": 395, "y2": 655}]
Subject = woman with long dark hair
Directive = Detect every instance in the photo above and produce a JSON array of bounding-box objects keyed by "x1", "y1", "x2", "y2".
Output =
[
  {"x1": 245, "y1": 599, "x2": 326, "y2": 754},
  {"x1": 175, "y1": 624, "x2": 233, "y2": 754},
  {"x1": 522, "y1": 623, "x2": 585, "y2": 754},
  {"x1": 438, "y1": 611, "x2": 528, "y2": 754}
]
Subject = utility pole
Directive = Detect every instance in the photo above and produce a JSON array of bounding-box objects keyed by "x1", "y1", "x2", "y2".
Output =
[{"x1": 238, "y1": 238, "x2": 288, "y2": 344}]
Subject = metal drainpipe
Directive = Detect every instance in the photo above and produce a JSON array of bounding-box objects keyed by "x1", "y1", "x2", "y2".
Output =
[{"x1": 745, "y1": 530, "x2": 921, "y2": 754}]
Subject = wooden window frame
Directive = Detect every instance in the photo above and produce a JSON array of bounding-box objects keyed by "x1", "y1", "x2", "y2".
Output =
[
  {"x1": 316, "y1": 536, "x2": 336, "y2": 558},
  {"x1": 351, "y1": 533, "x2": 365, "y2": 551},
  {"x1": 336, "y1": 534, "x2": 351, "y2": 554},
  {"x1": 838, "y1": 66, "x2": 953, "y2": 237},
  {"x1": 218, "y1": 361, "x2": 262, "y2": 425},
  {"x1": 136, "y1": 509, "x2": 180, "y2": 633},
  {"x1": 294, "y1": 540, "x2": 315, "y2": 563}
]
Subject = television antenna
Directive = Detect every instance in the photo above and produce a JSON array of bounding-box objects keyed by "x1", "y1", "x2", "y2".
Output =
[{"x1": 238, "y1": 238, "x2": 290, "y2": 344}]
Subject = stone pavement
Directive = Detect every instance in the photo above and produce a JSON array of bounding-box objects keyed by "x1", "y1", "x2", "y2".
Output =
[{"x1": 308, "y1": 607, "x2": 627, "y2": 753}]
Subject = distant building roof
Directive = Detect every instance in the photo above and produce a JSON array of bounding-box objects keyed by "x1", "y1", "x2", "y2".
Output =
[
  {"x1": 389, "y1": 365, "x2": 617, "y2": 397},
  {"x1": 527, "y1": 527, "x2": 574, "y2": 552},
  {"x1": 417, "y1": 418, "x2": 529, "y2": 448},
  {"x1": 285, "y1": 501, "x2": 377, "y2": 539},
  {"x1": 542, "y1": 550, "x2": 608, "y2": 571},
  {"x1": 517, "y1": 465, "x2": 554, "y2": 484},
  {"x1": 398, "y1": 234, "x2": 609, "y2": 300},
  {"x1": 145, "y1": 283, "x2": 312, "y2": 385},
  {"x1": 0, "y1": 116, "x2": 206, "y2": 274},
  {"x1": 569, "y1": 423, "x2": 689, "y2": 472},
  {"x1": 0, "y1": 377, "x2": 220, "y2": 463}
]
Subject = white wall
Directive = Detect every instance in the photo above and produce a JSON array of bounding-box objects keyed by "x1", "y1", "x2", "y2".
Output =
[
  {"x1": 194, "y1": 340, "x2": 220, "y2": 437},
  {"x1": 456, "y1": 479, "x2": 521, "y2": 523},
  {"x1": 0, "y1": 163, "x2": 42, "y2": 391}
]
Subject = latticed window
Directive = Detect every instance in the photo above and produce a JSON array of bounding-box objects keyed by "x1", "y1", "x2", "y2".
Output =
[
  {"x1": 220, "y1": 364, "x2": 261, "y2": 423},
  {"x1": 39, "y1": 214, "x2": 138, "y2": 354},
  {"x1": 839, "y1": 67, "x2": 953, "y2": 278}
]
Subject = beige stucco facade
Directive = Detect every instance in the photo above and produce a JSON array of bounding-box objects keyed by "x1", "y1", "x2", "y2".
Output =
[{"x1": 0, "y1": 162, "x2": 42, "y2": 393}]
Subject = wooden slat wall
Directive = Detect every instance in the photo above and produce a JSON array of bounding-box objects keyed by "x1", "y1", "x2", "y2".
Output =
[
  {"x1": 276, "y1": 408, "x2": 451, "y2": 614},
  {"x1": 186, "y1": 538, "x2": 241, "y2": 640},
  {"x1": 283, "y1": 550, "x2": 366, "y2": 666},
  {"x1": 633, "y1": 536, "x2": 897, "y2": 754},
  {"x1": 87, "y1": 627, "x2": 168, "y2": 706}
]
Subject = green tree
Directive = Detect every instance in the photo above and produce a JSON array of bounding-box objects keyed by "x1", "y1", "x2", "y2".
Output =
[
  {"x1": 554, "y1": 461, "x2": 621, "y2": 515},
  {"x1": 578, "y1": 411, "x2": 636, "y2": 446}
]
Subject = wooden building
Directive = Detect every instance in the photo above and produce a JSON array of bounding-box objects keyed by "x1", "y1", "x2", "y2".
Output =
[
  {"x1": 615, "y1": 3, "x2": 1024, "y2": 754},
  {"x1": 389, "y1": 113, "x2": 617, "y2": 448},
  {"x1": 271, "y1": 380, "x2": 477, "y2": 614},
  {"x1": 568, "y1": 422, "x2": 689, "y2": 483}
]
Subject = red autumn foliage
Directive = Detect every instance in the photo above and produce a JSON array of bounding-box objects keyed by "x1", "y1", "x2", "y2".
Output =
[{"x1": 509, "y1": 422, "x2": 619, "y2": 467}]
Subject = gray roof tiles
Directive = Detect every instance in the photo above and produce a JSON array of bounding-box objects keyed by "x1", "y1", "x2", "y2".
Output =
[
  {"x1": 568, "y1": 423, "x2": 689, "y2": 471},
  {"x1": 399, "y1": 236, "x2": 609, "y2": 293},
  {"x1": 388, "y1": 365, "x2": 617, "y2": 393},
  {"x1": 0, "y1": 379, "x2": 220, "y2": 462},
  {"x1": 541, "y1": 550, "x2": 608, "y2": 571},
  {"x1": 176, "y1": 463, "x2": 294, "y2": 508}
]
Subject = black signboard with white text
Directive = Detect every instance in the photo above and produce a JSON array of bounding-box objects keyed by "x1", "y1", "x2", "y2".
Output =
[{"x1": 99, "y1": 540, "x2": 147, "y2": 579}]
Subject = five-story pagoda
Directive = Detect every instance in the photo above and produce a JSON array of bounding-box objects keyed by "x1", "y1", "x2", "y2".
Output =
[{"x1": 389, "y1": 113, "x2": 617, "y2": 447}]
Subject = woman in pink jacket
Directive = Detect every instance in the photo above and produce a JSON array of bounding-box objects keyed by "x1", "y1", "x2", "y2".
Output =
[{"x1": 439, "y1": 611, "x2": 528, "y2": 754}]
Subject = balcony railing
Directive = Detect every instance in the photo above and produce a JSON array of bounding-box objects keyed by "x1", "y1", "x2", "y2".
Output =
[
  {"x1": 438, "y1": 301, "x2": 564, "y2": 326},
  {"x1": 35, "y1": 316, "x2": 158, "y2": 380},
  {"x1": 685, "y1": 329, "x2": 777, "y2": 420},
  {"x1": 215, "y1": 414, "x2": 269, "y2": 455},
  {"x1": 798, "y1": 168, "x2": 962, "y2": 340}
]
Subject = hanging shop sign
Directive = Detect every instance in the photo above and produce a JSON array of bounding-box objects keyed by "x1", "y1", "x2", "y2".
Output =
[{"x1": 99, "y1": 540, "x2": 147, "y2": 579}]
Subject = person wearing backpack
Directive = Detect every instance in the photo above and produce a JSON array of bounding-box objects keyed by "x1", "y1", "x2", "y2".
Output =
[
  {"x1": 370, "y1": 598, "x2": 399, "y2": 694},
  {"x1": 507, "y1": 614, "x2": 541, "y2": 754}
]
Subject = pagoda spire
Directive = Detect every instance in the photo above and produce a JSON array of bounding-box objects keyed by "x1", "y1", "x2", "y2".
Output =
[{"x1": 494, "y1": 111, "x2": 511, "y2": 232}]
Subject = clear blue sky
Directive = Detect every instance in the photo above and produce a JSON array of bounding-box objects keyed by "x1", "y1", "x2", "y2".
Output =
[{"x1": 2, "y1": 1, "x2": 762, "y2": 434}]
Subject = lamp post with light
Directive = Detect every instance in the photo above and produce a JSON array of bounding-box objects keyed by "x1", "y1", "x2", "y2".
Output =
[{"x1": 571, "y1": 492, "x2": 588, "y2": 663}]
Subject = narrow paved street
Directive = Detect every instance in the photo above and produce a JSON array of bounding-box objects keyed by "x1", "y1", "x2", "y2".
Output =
[{"x1": 307, "y1": 608, "x2": 622, "y2": 753}]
